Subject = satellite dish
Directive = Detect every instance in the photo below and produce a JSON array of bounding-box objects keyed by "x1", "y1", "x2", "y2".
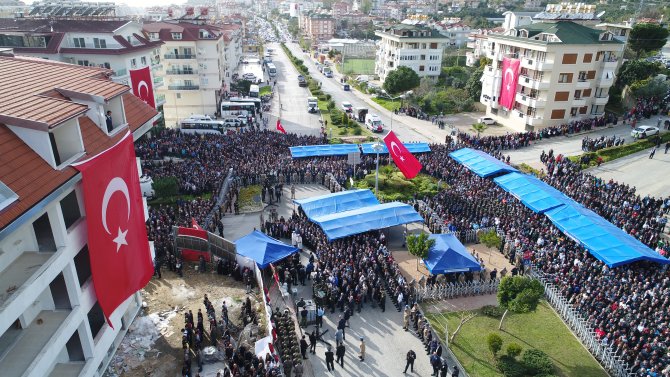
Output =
[{"x1": 596, "y1": 11, "x2": 606, "y2": 18}]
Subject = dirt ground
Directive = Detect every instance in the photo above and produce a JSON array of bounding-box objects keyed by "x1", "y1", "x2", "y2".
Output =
[{"x1": 107, "y1": 263, "x2": 262, "y2": 377}]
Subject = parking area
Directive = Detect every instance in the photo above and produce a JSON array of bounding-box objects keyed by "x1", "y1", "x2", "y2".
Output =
[{"x1": 237, "y1": 56, "x2": 265, "y2": 84}]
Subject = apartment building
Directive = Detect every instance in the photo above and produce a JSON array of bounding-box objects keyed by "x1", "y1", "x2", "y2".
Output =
[
  {"x1": 301, "y1": 12, "x2": 335, "y2": 42},
  {"x1": 0, "y1": 54, "x2": 158, "y2": 377},
  {"x1": 143, "y1": 21, "x2": 232, "y2": 125},
  {"x1": 375, "y1": 24, "x2": 449, "y2": 83},
  {"x1": 480, "y1": 19, "x2": 624, "y2": 131},
  {"x1": 0, "y1": 18, "x2": 165, "y2": 108}
]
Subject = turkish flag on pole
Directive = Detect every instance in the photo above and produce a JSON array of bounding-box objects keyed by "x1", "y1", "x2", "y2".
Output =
[
  {"x1": 73, "y1": 132, "x2": 153, "y2": 327},
  {"x1": 191, "y1": 218, "x2": 202, "y2": 230},
  {"x1": 498, "y1": 57, "x2": 520, "y2": 109},
  {"x1": 276, "y1": 119, "x2": 287, "y2": 134},
  {"x1": 130, "y1": 66, "x2": 156, "y2": 109},
  {"x1": 383, "y1": 131, "x2": 422, "y2": 179}
]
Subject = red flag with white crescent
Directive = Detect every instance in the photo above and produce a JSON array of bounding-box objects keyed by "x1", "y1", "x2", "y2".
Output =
[
  {"x1": 498, "y1": 57, "x2": 520, "y2": 110},
  {"x1": 73, "y1": 132, "x2": 153, "y2": 327},
  {"x1": 383, "y1": 131, "x2": 422, "y2": 179},
  {"x1": 130, "y1": 66, "x2": 156, "y2": 109},
  {"x1": 191, "y1": 218, "x2": 202, "y2": 230},
  {"x1": 276, "y1": 119, "x2": 287, "y2": 134}
]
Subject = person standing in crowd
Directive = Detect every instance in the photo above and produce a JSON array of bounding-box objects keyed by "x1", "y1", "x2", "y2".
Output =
[
  {"x1": 649, "y1": 147, "x2": 657, "y2": 159},
  {"x1": 404, "y1": 349, "x2": 416, "y2": 373},
  {"x1": 440, "y1": 360, "x2": 449, "y2": 377},
  {"x1": 430, "y1": 352, "x2": 441, "y2": 376},
  {"x1": 300, "y1": 335, "x2": 309, "y2": 359},
  {"x1": 294, "y1": 361, "x2": 304, "y2": 377},
  {"x1": 309, "y1": 330, "x2": 317, "y2": 354},
  {"x1": 316, "y1": 306, "x2": 324, "y2": 328},
  {"x1": 325, "y1": 346, "x2": 335, "y2": 372},
  {"x1": 336, "y1": 342, "x2": 346, "y2": 367},
  {"x1": 358, "y1": 337, "x2": 366, "y2": 361}
]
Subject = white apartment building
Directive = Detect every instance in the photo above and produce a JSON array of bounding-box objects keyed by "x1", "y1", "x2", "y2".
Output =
[
  {"x1": 144, "y1": 21, "x2": 235, "y2": 126},
  {"x1": 0, "y1": 54, "x2": 158, "y2": 377},
  {"x1": 0, "y1": 19, "x2": 166, "y2": 108},
  {"x1": 375, "y1": 24, "x2": 449, "y2": 83},
  {"x1": 480, "y1": 18, "x2": 624, "y2": 131}
]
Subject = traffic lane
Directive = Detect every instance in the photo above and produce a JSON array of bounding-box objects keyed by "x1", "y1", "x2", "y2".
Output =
[{"x1": 285, "y1": 43, "x2": 427, "y2": 141}]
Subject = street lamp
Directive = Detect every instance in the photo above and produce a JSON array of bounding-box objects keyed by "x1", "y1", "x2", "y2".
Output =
[
  {"x1": 372, "y1": 140, "x2": 384, "y2": 196},
  {"x1": 380, "y1": 90, "x2": 413, "y2": 131}
]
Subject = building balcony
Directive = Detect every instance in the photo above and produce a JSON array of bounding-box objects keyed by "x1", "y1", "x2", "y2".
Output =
[
  {"x1": 112, "y1": 68, "x2": 128, "y2": 78},
  {"x1": 601, "y1": 58, "x2": 618, "y2": 69},
  {"x1": 165, "y1": 69, "x2": 198, "y2": 75},
  {"x1": 516, "y1": 93, "x2": 546, "y2": 108},
  {"x1": 48, "y1": 362, "x2": 85, "y2": 377},
  {"x1": 594, "y1": 95, "x2": 609, "y2": 105},
  {"x1": 590, "y1": 111, "x2": 605, "y2": 117},
  {"x1": 518, "y1": 75, "x2": 550, "y2": 90},
  {"x1": 573, "y1": 98, "x2": 586, "y2": 107},
  {"x1": 156, "y1": 93, "x2": 166, "y2": 106},
  {"x1": 164, "y1": 53, "x2": 196, "y2": 60},
  {"x1": 576, "y1": 79, "x2": 591, "y2": 89},
  {"x1": 526, "y1": 115, "x2": 544, "y2": 127},
  {"x1": 598, "y1": 75, "x2": 614, "y2": 87},
  {"x1": 482, "y1": 65, "x2": 500, "y2": 78},
  {"x1": 151, "y1": 62, "x2": 163, "y2": 71},
  {"x1": 520, "y1": 57, "x2": 553, "y2": 71},
  {"x1": 168, "y1": 85, "x2": 199, "y2": 91},
  {"x1": 0, "y1": 310, "x2": 71, "y2": 376},
  {"x1": 0, "y1": 252, "x2": 55, "y2": 310},
  {"x1": 153, "y1": 76, "x2": 164, "y2": 88}
]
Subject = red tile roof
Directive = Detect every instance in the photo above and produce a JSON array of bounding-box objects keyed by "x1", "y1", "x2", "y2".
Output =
[
  {"x1": 143, "y1": 21, "x2": 225, "y2": 42},
  {"x1": 0, "y1": 57, "x2": 158, "y2": 231}
]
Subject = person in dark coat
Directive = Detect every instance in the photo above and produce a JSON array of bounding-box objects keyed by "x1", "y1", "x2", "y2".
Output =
[
  {"x1": 404, "y1": 349, "x2": 416, "y2": 373},
  {"x1": 309, "y1": 330, "x2": 317, "y2": 354},
  {"x1": 325, "y1": 346, "x2": 335, "y2": 371},
  {"x1": 300, "y1": 335, "x2": 309, "y2": 359},
  {"x1": 336, "y1": 343, "x2": 346, "y2": 367},
  {"x1": 440, "y1": 361, "x2": 449, "y2": 377}
]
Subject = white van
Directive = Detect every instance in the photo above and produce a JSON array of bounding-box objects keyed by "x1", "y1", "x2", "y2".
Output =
[
  {"x1": 249, "y1": 84, "x2": 260, "y2": 98},
  {"x1": 185, "y1": 114, "x2": 213, "y2": 121},
  {"x1": 307, "y1": 97, "x2": 318, "y2": 113},
  {"x1": 365, "y1": 113, "x2": 384, "y2": 133}
]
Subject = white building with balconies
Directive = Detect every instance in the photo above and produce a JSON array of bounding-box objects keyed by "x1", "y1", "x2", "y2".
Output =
[
  {"x1": 480, "y1": 16, "x2": 624, "y2": 131},
  {"x1": 374, "y1": 24, "x2": 449, "y2": 83}
]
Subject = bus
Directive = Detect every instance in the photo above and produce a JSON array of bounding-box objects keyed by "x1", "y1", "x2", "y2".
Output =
[
  {"x1": 220, "y1": 101, "x2": 256, "y2": 117},
  {"x1": 179, "y1": 119, "x2": 226, "y2": 134},
  {"x1": 228, "y1": 97, "x2": 261, "y2": 113},
  {"x1": 249, "y1": 84, "x2": 260, "y2": 98},
  {"x1": 267, "y1": 62, "x2": 277, "y2": 78}
]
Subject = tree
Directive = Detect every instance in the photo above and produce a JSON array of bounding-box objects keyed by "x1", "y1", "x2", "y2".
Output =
[
  {"x1": 465, "y1": 67, "x2": 484, "y2": 102},
  {"x1": 506, "y1": 343, "x2": 523, "y2": 358},
  {"x1": 153, "y1": 177, "x2": 178, "y2": 198},
  {"x1": 630, "y1": 76, "x2": 670, "y2": 100},
  {"x1": 614, "y1": 60, "x2": 662, "y2": 90},
  {"x1": 497, "y1": 276, "x2": 545, "y2": 330},
  {"x1": 383, "y1": 66, "x2": 420, "y2": 95},
  {"x1": 487, "y1": 333, "x2": 503, "y2": 356},
  {"x1": 471, "y1": 122, "x2": 488, "y2": 137},
  {"x1": 628, "y1": 23, "x2": 669, "y2": 57},
  {"x1": 360, "y1": 0, "x2": 372, "y2": 14},
  {"x1": 406, "y1": 232, "x2": 435, "y2": 271},
  {"x1": 478, "y1": 229, "x2": 501, "y2": 249}
]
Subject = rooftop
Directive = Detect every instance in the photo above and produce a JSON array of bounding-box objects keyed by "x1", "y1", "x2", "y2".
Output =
[
  {"x1": 377, "y1": 23, "x2": 446, "y2": 39},
  {"x1": 497, "y1": 21, "x2": 623, "y2": 45},
  {"x1": 143, "y1": 21, "x2": 225, "y2": 41},
  {"x1": 0, "y1": 18, "x2": 129, "y2": 33}
]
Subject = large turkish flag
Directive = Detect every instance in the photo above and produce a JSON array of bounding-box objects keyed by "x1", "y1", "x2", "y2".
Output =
[
  {"x1": 130, "y1": 66, "x2": 156, "y2": 109},
  {"x1": 383, "y1": 131, "x2": 422, "y2": 179},
  {"x1": 73, "y1": 132, "x2": 153, "y2": 326},
  {"x1": 498, "y1": 57, "x2": 520, "y2": 110}
]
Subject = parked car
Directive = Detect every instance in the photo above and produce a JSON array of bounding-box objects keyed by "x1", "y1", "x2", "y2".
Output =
[
  {"x1": 242, "y1": 73, "x2": 256, "y2": 81},
  {"x1": 355, "y1": 75, "x2": 369, "y2": 83},
  {"x1": 298, "y1": 75, "x2": 307, "y2": 87},
  {"x1": 222, "y1": 118, "x2": 243, "y2": 128},
  {"x1": 341, "y1": 102, "x2": 353, "y2": 113},
  {"x1": 631, "y1": 125, "x2": 660, "y2": 139},
  {"x1": 478, "y1": 117, "x2": 497, "y2": 126}
]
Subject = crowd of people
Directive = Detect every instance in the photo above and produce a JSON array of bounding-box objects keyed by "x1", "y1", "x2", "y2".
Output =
[{"x1": 581, "y1": 135, "x2": 625, "y2": 152}]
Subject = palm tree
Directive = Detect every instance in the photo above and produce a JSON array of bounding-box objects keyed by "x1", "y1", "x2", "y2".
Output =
[{"x1": 471, "y1": 122, "x2": 488, "y2": 138}]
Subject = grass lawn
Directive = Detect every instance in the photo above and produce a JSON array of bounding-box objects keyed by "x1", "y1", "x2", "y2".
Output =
[
  {"x1": 148, "y1": 193, "x2": 212, "y2": 206},
  {"x1": 425, "y1": 301, "x2": 607, "y2": 377},
  {"x1": 372, "y1": 97, "x2": 401, "y2": 112},
  {"x1": 259, "y1": 85, "x2": 272, "y2": 96},
  {"x1": 238, "y1": 185, "x2": 263, "y2": 211},
  {"x1": 342, "y1": 58, "x2": 375, "y2": 75},
  {"x1": 569, "y1": 130, "x2": 670, "y2": 168}
]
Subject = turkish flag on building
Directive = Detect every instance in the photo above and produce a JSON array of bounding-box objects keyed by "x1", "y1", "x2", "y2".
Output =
[
  {"x1": 383, "y1": 131, "x2": 422, "y2": 179},
  {"x1": 276, "y1": 119, "x2": 286, "y2": 134},
  {"x1": 129, "y1": 66, "x2": 156, "y2": 109},
  {"x1": 498, "y1": 57, "x2": 520, "y2": 109},
  {"x1": 73, "y1": 132, "x2": 153, "y2": 326}
]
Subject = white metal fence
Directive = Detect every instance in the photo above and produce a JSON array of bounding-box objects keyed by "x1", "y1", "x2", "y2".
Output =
[{"x1": 415, "y1": 279, "x2": 500, "y2": 302}]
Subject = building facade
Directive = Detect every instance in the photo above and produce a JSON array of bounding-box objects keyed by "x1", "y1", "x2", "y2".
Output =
[
  {"x1": 143, "y1": 21, "x2": 232, "y2": 126},
  {"x1": 0, "y1": 19, "x2": 165, "y2": 108},
  {"x1": 480, "y1": 19, "x2": 624, "y2": 131},
  {"x1": 0, "y1": 53, "x2": 158, "y2": 377},
  {"x1": 301, "y1": 12, "x2": 335, "y2": 42},
  {"x1": 374, "y1": 24, "x2": 449, "y2": 83}
]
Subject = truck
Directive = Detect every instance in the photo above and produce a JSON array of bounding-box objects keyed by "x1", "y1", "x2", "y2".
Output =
[
  {"x1": 365, "y1": 113, "x2": 384, "y2": 133},
  {"x1": 323, "y1": 66, "x2": 333, "y2": 78},
  {"x1": 298, "y1": 74, "x2": 307, "y2": 87},
  {"x1": 307, "y1": 97, "x2": 318, "y2": 113}
]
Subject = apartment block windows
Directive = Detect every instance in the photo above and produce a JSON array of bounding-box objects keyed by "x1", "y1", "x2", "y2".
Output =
[
  {"x1": 172, "y1": 33, "x2": 183, "y2": 40},
  {"x1": 430, "y1": 43, "x2": 438, "y2": 49},
  {"x1": 141, "y1": 56, "x2": 147, "y2": 66},
  {"x1": 558, "y1": 73, "x2": 573, "y2": 83},
  {"x1": 562, "y1": 53, "x2": 577, "y2": 64},
  {"x1": 428, "y1": 66, "x2": 439, "y2": 72},
  {"x1": 93, "y1": 38, "x2": 106, "y2": 48},
  {"x1": 574, "y1": 90, "x2": 581, "y2": 99},
  {"x1": 419, "y1": 65, "x2": 425, "y2": 72},
  {"x1": 578, "y1": 71, "x2": 587, "y2": 82},
  {"x1": 131, "y1": 58, "x2": 137, "y2": 68},
  {"x1": 554, "y1": 91, "x2": 569, "y2": 101},
  {"x1": 73, "y1": 38, "x2": 85, "y2": 48},
  {"x1": 420, "y1": 55, "x2": 425, "y2": 60},
  {"x1": 570, "y1": 107, "x2": 578, "y2": 116},
  {"x1": 60, "y1": 190, "x2": 82, "y2": 230}
]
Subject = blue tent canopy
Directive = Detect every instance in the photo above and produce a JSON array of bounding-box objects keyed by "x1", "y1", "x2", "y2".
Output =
[
  {"x1": 234, "y1": 230, "x2": 299, "y2": 268},
  {"x1": 423, "y1": 234, "x2": 482, "y2": 274},
  {"x1": 290, "y1": 144, "x2": 360, "y2": 158},
  {"x1": 311, "y1": 202, "x2": 423, "y2": 240},
  {"x1": 494, "y1": 172, "x2": 567, "y2": 213},
  {"x1": 293, "y1": 189, "x2": 379, "y2": 219},
  {"x1": 449, "y1": 148, "x2": 518, "y2": 177},
  {"x1": 360, "y1": 142, "x2": 431, "y2": 154},
  {"x1": 545, "y1": 202, "x2": 670, "y2": 267}
]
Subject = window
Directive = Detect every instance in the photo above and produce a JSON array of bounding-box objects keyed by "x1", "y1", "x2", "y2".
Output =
[
  {"x1": 73, "y1": 38, "x2": 85, "y2": 48},
  {"x1": 419, "y1": 65, "x2": 425, "y2": 72},
  {"x1": 554, "y1": 91, "x2": 569, "y2": 101},
  {"x1": 172, "y1": 33, "x2": 182, "y2": 40},
  {"x1": 551, "y1": 109, "x2": 566, "y2": 119},
  {"x1": 583, "y1": 53, "x2": 593, "y2": 63},
  {"x1": 429, "y1": 66, "x2": 439, "y2": 72},
  {"x1": 33, "y1": 212, "x2": 56, "y2": 252},
  {"x1": 562, "y1": 53, "x2": 577, "y2": 64},
  {"x1": 578, "y1": 71, "x2": 587, "y2": 81},
  {"x1": 574, "y1": 90, "x2": 581, "y2": 99},
  {"x1": 141, "y1": 56, "x2": 147, "y2": 66},
  {"x1": 570, "y1": 107, "x2": 578, "y2": 116},
  {"x1": 558, "y1": 73, "x2": 572, "y2": 83},
  {"x1": 74, "y1": 245, "x2": 92, "y2": 286},
  {"x1": 583, "y1": 89, "x2": 592, "y2": 97},
  {"x1": 77, "y1": 60, "x2": 89, "y2": 67},
  {"x1": 88, "y1": 302, "x2": 106, "y2": 340},
  {"x1": 93, "y1": 38, "x2": 106, "y2": 48},
  {"x1": 60, "y1": 190, "x2": 81, "y2": 230},
  {"x1": 103, "y1": 62, "x2": 111, "y2": 69},
  {"x1": 420, "y1": 55, "x2": 425, "y2": 60},
  {"x1": 131, "y1": 58, "x2": 137, "y2": 68},
  {"x1": 580, "y1": 106, "x2": 588, "y2": 114},
  {"x1": 430, "y1": 43, "x2": 437, "y2": 49},
  {"x1": 587, "y1": 70, "x2": 596, "y2": 80}
]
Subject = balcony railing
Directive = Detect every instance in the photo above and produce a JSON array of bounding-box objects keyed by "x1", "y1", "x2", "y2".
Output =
[
  {"x1": 156, "y1": 93, "x2": 166, "y2": 104},
  {"x1": 113, "y1": 68, "x2": 128, "y2": 77},
  {"x1": 168, "y1": 85, "x2": 200, "y2": 90},
  {"x1": 165, "y1": 69, "x2": 198, "y2": 75},
  {"x1": 164, "y1": 53, "x2": 196, "y2": 59}
]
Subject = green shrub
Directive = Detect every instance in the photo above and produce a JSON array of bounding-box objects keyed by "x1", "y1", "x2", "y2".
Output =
[
  {"x1": 153, "y1": 176, "x2": 178, "y2": 198},
  {"x1": 325, "y1": 93, "x2": 332, "y2": 101},
  {"x1": 478, "y1": 229, "x2": 502, "y2": 249},
  {"x1": 496, "y1": 355, "x2": 527, "y2": 377},
  {"x1": 481, "y1": 305, "x2": 504, "y2": 318},
  {"x1": 338, "y1": 128, "x2": 347, "y2": 135},
  {"x1": 487, "y1": 333, "x2": 503, "y2": 356},
  {"x1": 521, "y1": 349, "x2": 554, "y2": 375},
  {"x1": 352, "y1": 126, "x2": 362, "y2": 135},
  {"x1": 506, "y1": 343, "x2": 523, "y2": 358}
]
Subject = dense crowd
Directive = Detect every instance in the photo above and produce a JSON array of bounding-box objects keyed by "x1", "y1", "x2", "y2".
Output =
[{"x1": 581, "y1": 135, "x2": 625, "y2": 152}]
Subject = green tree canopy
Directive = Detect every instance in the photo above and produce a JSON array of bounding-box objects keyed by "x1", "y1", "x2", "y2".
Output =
[
  {"x1": 383, "y1": 66, "x2": 421, "y2": 95},
  {"x1": 630, "y1": 76, "x2": 670, "y2": 100},
  {"x1": 497, "y1": 276, "x2": 545, "y2": 313},
  {"x1": 628, "y1": 23, "x2": 669, "y2": 56},
  {"x1": 406, "y1": 232, "x2": 435, "y2": 260},
  {"x1": 465, "y1": 66, "x2": 484, "y2": 102},
  {"x1": 615, "y1": 60, "x2": 663, "y2": 89}
]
